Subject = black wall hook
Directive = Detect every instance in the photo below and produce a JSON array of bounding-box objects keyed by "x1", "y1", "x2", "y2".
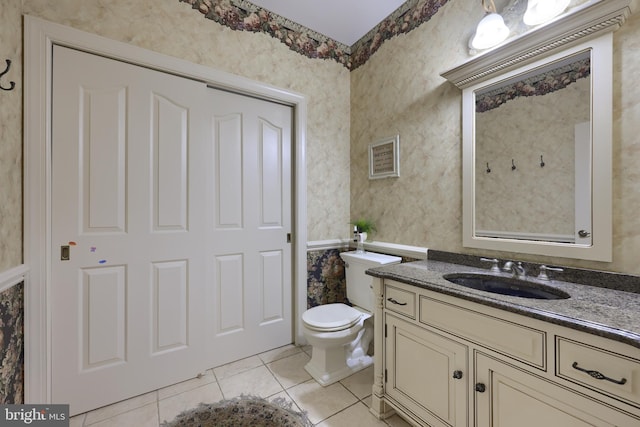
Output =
[
  {"x1": 0, "y1": 59, "x2": 16, "y2": 91},
  {"x1": 511, "y1": 159, "x2": 516, "y2": 171},
  {"x1": 540, "y1": 155, "x2": 545, "y2": 167},
  {"x1": 486, "y1": 162, "x2": 491, "y2": 173}
]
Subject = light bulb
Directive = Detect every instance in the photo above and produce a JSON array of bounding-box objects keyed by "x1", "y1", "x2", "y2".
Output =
[
  {"x1": 471, "y1": 13, "x2": 510, "y2": 50},
  {"x1": 523, "y1": 0, "x2": 570, "y2": 26}
]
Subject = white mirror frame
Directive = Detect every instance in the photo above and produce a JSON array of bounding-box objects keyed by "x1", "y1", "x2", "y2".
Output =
[{"x1": 461, "y1": 33, "x2": 612, "y2": 261}]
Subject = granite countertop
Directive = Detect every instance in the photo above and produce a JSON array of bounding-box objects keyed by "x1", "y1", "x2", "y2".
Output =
[{"x1": 367, "y1": 259, "x2": 640, "y2": 350}]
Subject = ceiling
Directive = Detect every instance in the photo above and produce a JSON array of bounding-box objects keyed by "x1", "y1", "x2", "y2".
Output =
[{"x1": 248, "y1": 0, "x2": 408, "y2": 46}]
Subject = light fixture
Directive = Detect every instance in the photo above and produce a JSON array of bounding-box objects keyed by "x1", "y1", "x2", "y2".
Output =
[
  {"x1": 470, "y1": 0, "x2": 510, "y2": 50},
  {"x1": 523, "y1": 0, "x2": 570, "y2": 26}
]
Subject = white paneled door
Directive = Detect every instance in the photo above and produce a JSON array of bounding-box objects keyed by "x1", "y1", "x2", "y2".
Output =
[{"x1": 50, "y1": 46, "x2": 292, "y2": 415}]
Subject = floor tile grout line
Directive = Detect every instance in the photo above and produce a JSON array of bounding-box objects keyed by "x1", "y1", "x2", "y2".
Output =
[
  {"x1": 309, "y1": 380, "x2": 361, "y2": 425},
  {"x1": 89, "y1": 381, "x2": 380, "y2": 426},
  {"x1": 315, "y1": 399, "x2": 366, "y2": 426},
  {"x1": 83, "y1": 400, "x2": 160, "y2": 427},
  {"x1": 77, "y1": 345, "x2": 387, "y2": 426},
  {"x1": 263, "y1": 351, "x2": 314, "y2": 392},
  {"x1": 264, "y1": 361, "x2": 289, "y2": 391},
  {"x1": 261, "y1": 352, "x2": 315, "y2": 421},
  {"x1": 282, "y1": 388, "x2": 306, "y2": 415},
  {"x1": 339, "y1": 376, "x2": 369, "y2": 403},
  {"x1": 156, "y1": 390, "x2": 161, "y2": 427},
  {"x1": 72, "y1": 346, "x2": 272, "y2": 425}
]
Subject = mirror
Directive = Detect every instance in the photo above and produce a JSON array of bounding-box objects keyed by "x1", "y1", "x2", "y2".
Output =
[
  {"x1": 461, "y1": 33, "x2": 612, "y2": 261},
  {"x1": 474, "y1": 49, "x2": 591, "y2": 244}
]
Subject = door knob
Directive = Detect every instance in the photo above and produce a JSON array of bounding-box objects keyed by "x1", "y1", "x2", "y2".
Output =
[
  {"x1": 475, "y1": 383, "x2": 486, "y2": 393},
  {"x1": 452, "y1": 370, "x2": 463, "y2": 379}
]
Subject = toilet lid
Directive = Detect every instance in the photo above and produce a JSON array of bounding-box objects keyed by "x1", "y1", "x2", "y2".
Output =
[{"x1": 302, "y1": 303, "x2": 363, "y2": 332}]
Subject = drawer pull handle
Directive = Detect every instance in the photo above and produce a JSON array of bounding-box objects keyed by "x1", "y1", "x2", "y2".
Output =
[
  {"x1": 571, "y1": 362, "x2": 627, "y2": 385},
  {"x1": 475, "y1": 383, "x2": 486, "y2": 393},
  {"x1": 452, "y1": 370, "x2": 463, "y2": 379},
  {"x1": 387, "y1": 298, "x2": 407, "y2": 306}
]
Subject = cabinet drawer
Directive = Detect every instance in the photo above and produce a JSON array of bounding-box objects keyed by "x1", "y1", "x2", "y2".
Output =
[
  {"x1": 556, "y1": 337, "x2": 640, "y2": 408},
  {"x1": 420, "y1": 296, "x2": 546, "y2": 369},
  {"x1": 385, "y1": 283, "x2": 416, "y2": 319}
]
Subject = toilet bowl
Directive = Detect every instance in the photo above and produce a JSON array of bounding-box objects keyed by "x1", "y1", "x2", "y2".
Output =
[
  {"x1": 302, "y1": 251, "x2": 401, "y2": 386},
  {"x1": 302, "y1": 303, "x2": 373, "y2": 386}
]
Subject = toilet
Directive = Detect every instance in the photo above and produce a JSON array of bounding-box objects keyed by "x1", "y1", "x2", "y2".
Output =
[{"x1": 302, "y1": 251, "x2": 402, "y2": 386}]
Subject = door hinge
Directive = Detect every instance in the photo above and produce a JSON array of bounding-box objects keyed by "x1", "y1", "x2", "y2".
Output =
[
  {"x1": 385, "y1": 323, "x2": 387, "y2": 338},
  {"x1": 287, "y1": 233, "x2": 291, "y2": 243},
  {"x1": 385, "y1": 369, "x2": 388, "y2": 383}
]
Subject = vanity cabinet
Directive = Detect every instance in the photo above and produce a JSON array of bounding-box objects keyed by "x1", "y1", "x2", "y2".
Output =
[
  {"x1": 372, "y1": 279, "x2": 640, "y2": 427},
  {"x1": 385, "y1": 313, "x2": 468, "y2": 427},
  {"x1": 475, "y1": 353, "x2": 634, "y2": 427}
]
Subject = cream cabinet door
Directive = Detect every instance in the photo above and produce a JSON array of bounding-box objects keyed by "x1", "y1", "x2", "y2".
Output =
[
  {"x1": 385, "y1": 314, "x2": 468, "y2": 427},
  {"x1": 475, "y1": 353, "x2": 640, "y2": 427}
]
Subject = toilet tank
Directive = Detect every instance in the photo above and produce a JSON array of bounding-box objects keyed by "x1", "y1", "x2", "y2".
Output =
[{"x1": 340, "y1": 251, "x2": 402, "y2": 312}]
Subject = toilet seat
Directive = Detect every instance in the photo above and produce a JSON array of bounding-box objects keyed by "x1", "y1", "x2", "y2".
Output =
[{"x1": 302, "y1": 303, "x2": 363, "y2": 332}]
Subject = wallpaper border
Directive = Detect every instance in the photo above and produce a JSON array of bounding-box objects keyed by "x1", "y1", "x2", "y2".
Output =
[
  {"x1": 178, "y1": 0, "x2": 451, "y2": 70},
  {"x1": 476, "y1": 57, "x2": 591, "y2": 113}
]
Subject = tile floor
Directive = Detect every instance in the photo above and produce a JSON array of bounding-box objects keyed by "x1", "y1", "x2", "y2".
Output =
[{"x1": 69, "y1": 345, "x2": 413, "y2": 426}]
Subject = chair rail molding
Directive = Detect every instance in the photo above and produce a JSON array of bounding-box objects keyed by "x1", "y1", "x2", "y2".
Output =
[{"x1": 0, "y1": 265, "x2": 28, "y2": 293}]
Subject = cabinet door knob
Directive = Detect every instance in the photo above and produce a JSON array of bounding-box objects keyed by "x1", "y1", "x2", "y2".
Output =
[
  {"x1": 452, "y1": 370, "x2": 463, "y2": 379},
  {"x1": 475, "y1": 383, "x2": 486, "y2": 393}
]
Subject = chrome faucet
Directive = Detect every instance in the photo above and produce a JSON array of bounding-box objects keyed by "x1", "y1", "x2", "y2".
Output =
[{"x1": 503, "y1": 261, "x2": 526, "y2": 279}]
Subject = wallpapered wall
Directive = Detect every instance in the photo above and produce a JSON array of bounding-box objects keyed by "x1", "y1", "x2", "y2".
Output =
[
  {"x1": 9, "y1": 5, "x2": 639, "y2": 275},
  {"x1": 2, "y1": 0, "x2": 442, "y2": 405},
  {"x1": 0, "y1": 0, "x2": 25, "y2": 405},
  {"x1": 0, "y1": 0, "x2": 23, "y2": 273},
  {"x1": 350, "y1": 0, "x2": 640, "y2": 274},
  {"x1": 0, "y1": 0, "x2": 352, "y2": 273},
  {"x1": 2, "y1": 0, "x2": 640, "y2": 405},
  {"x1": 2, "y1": 0, "x2": 353, "y2": 405}
]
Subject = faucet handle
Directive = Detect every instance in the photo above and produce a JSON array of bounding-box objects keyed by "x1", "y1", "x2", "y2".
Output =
[
  {"x1": 480, "y1": 258, "x2": 500, "y2": 273},
  {"x1": 537, "y1": 265, "x2": 564, "y2": 281},
  {"x1": 502, "y1": 260, "x2": 514, "y2": 271}
]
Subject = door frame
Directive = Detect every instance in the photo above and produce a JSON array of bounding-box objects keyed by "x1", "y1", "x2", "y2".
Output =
[{"x1": 23, "y1": 15, "x2": 308, "y2": 405}]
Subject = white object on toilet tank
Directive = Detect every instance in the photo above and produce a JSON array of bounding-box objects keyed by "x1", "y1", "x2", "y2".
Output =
[{"x1": 340, "y1": 251, "x2": 401, "y2": 312}]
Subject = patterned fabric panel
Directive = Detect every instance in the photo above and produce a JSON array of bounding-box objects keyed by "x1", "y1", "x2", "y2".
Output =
[{"x1": 0, "y1": 282, "x2": 23, "y2": 404}]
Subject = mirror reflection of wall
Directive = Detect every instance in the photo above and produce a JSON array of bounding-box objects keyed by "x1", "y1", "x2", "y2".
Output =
[{"x1": 474, "y1": 50, "x2": 591, "y2": 243}]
